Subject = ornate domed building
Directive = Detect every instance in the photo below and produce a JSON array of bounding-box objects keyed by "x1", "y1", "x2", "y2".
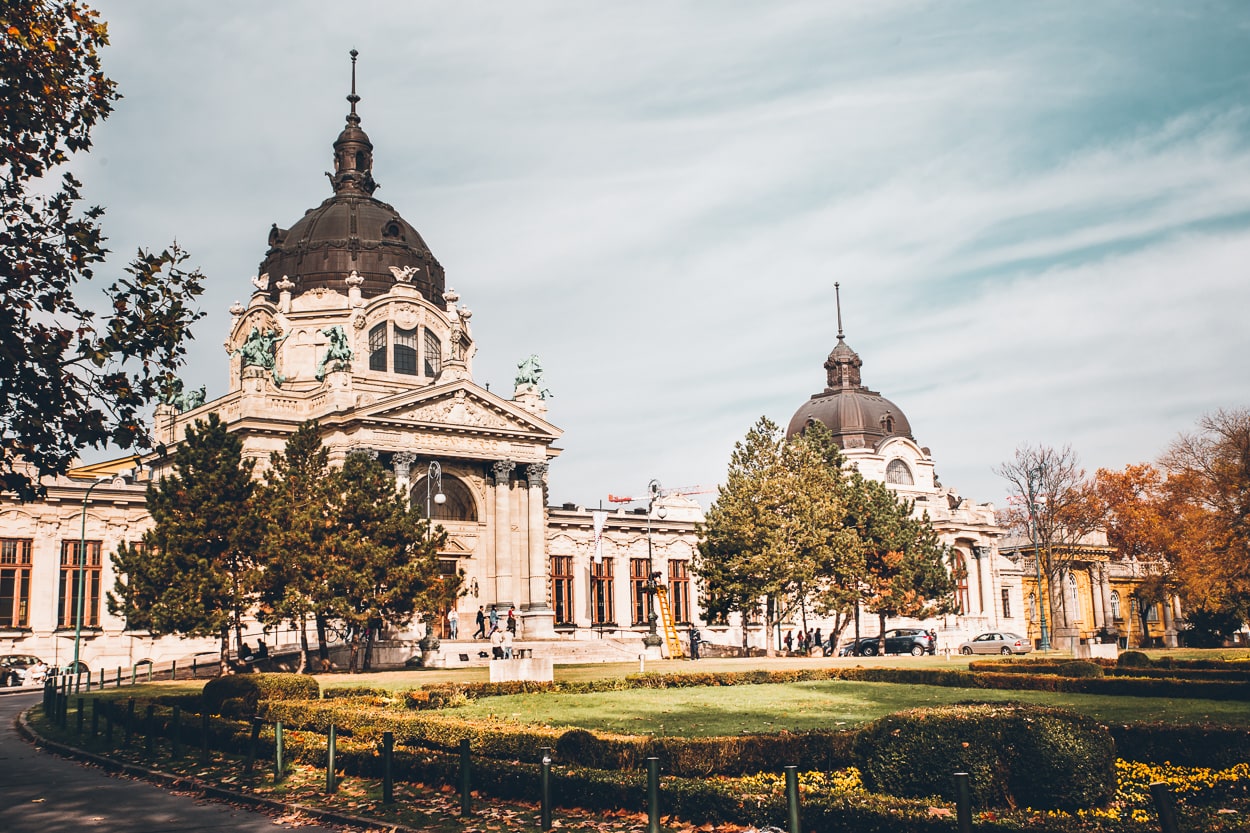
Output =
[
  {"x1": 0, "y1": 55, "x2": 706, "y2": 675},
  {"x1": 786, "y1": 287, "x2": 1025, "y2": 651}
]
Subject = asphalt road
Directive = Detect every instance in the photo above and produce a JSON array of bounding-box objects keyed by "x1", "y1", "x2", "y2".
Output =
[{"x1": 0, "y1": 692, "x2": 342, "y2": 833}]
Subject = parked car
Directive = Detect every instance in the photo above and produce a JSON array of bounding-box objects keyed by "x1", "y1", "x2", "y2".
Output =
[
  {"x1": 840, "y1": 628, "x2": 935, "y2": 657},
  {"x1": 0, "y1": 654, "x2": 45, "y2": 687},
  {"x1": 957, "y1": 631, "x2": 1033, "y2": 655}
]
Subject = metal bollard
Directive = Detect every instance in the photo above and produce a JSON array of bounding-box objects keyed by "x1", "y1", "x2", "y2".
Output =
[
  {"x1": 144, "y1": 704, "x2": 155, "y2": 753},
  {"x1": 98, "y1": 668, "x2": 103, "y2": 690},
  {"x1": 116, "y1": 666, "x2": 121, "y2": 688},
  {"x1": 1149, "y1": 782, "x2": 1180, "y2": 833},
  {"x1": 459, "y1": 738, "x2": 472, "y2": 816},
  {"x1": 325, "y1": 724, "x2": 338, "y2": 794},
  {"x1": 147, "y1": 664, "x2": 153, "y2": 683},
  {"x1": 954, "y1": 771, "x2": 973, "y2": 833},
  {"x1": 784, "y1": 765, "x2": 801, "y2": 833},
  {"x1": 646, "y1": 757, "x2": 661, "y2": 833},
  {"x1": 273, "y1": 720, "x2": 283, "y2": 780},
  {"x1": 131, "y1": 665, "x2": 136, "y2": 685},
  {"x1": 170, "y1": 660, "x2": 177, "y2": 681},
  {"x1": 540, "y1": 746, "x2": 553, "y2": 832},
  {"x1": 171, "y1": 705, "x2": 181, "y2": 757},
  {"x1": 192, "y1": 657, "x2": 197, "y2": 679},
  {"x1": 245, "y1": 716, "x2": 262, "y2": 775},
  {"x1": 76, "y1": 698, "x2": 85, "y2": 734},
  {"x1": 382, "y1": 731, "x2": 394, "y2": 804}
]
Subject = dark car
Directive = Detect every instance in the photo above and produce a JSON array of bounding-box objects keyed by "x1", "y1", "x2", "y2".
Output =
[
  {"x1": 0, "y1": 654, "x2": 44, "y2": 687},
  {"x1": 841, "y1": 628, "x2": 934, "y2": 657}
]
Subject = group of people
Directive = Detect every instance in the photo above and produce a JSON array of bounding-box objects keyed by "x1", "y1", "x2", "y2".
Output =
[
  {"x1": 784, "y1": 628, "x2": 829, "y2": 656},
  {"x1": 472, "y1": 605, "x2": 518, "y2": 658}
]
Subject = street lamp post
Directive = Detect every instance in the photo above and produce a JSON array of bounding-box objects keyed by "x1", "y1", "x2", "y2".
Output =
[
  {"x1": 421, "y1": 462, "x2": 446, "y2": 651},
  {"x1": 643, "y1": 479, "x2": 664, "y2": 648},
  {"x1": 74, "y1": 474, "x2": 115, "y2": 679},
  {"x1": 1027, "y1": 489, "x2": 1052, "y2": 652}
]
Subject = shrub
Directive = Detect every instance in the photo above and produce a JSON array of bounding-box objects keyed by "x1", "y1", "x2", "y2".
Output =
[
  {"x1": 1055, "y1": 660, "x2": 1104, "y2": 678},
  {"x1": 1118, "y1": 650, "x2": 1152, "y2": 668},
  {"x1": 852, "y1": 703, "x2": 1116, "y2": 811},
  {"x1": 202, "y1": 673, "x2": 320, "y2": 717}
]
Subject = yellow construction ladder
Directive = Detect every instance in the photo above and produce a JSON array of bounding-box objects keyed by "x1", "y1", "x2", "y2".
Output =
[{"x1": 655, "y1": 585, "x2": 685, "y2": 659}]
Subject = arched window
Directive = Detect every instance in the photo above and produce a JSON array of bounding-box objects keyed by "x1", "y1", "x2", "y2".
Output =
[
  {"x1": 885, "y1": 459, "x2": 914, "y2": 485},
  {"x1": 394, "y1": 326, "x2": 418, "y2": 375},
  {"x1": 952, "y1": 551, "x2": 969, "y2": 614},
  {"x1": 1068, "y1": 572, "x2": 1079, "y2": 613},
  {"x1": 412, "y1": 474, "x2": 478, "y2": 523},
  {"x1": 369, "y1": 323, "x2": 387, "y2": 372},
  {"x1": 1110, "y1": 590, "x2": 1122, "y2": 620},
  {"x1": 424, "y1": 329, "x2": 442, "y2": 377}
]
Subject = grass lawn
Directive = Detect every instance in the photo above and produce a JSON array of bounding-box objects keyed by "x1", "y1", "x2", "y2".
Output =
[{"x1": 449, "y1": 677, "x2": 1250, "y2": 736}]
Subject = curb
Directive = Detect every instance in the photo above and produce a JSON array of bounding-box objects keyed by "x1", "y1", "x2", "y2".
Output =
[{"x1": 17, "y1": 705, "x2": 424, "y2": 833}]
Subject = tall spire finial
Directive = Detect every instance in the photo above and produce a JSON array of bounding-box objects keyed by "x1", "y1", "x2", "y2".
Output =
[
  {"x1": 835, "y1": 281, "x2": 844, "y2": 340},
  {"x1": 347, "y1": 49, "x2": 361, "y2": 125}
]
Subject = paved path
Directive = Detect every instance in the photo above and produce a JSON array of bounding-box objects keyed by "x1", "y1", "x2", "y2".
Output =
[{"x1": 0, "y1": 692, "x2": 342, "y2": 833}]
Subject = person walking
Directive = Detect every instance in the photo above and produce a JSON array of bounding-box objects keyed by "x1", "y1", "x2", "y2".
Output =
[
  {"x1": 488, "y1": 605, "x2": 500, "y2": 632},
  {"x1": 506, "y1": 606, "x2": 517, "y2": 633},
  {"x1": 688, "y1": 624, "x2": 701, "y2": 660},
  {"x1": 784, "y1": 630, "x2": 793, "y2": 653},
  {"x1": 473, "y1": 606, "x2": 486, "y2": 639},
  {"x1": 448, "y1": 609, "x2": 459, "y2": 639}
]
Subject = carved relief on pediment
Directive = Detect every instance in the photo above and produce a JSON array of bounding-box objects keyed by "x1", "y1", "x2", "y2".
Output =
[{"x1": 393, "y1": 390, "x2": 514, "y2": 430}]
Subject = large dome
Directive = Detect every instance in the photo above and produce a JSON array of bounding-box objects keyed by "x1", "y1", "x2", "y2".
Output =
[
  {"x1": 785, "y1": 332, "x2": 914, "y2": 449},
  {"x1": 257, "y1": 53, "x2": 445, "y2": 305}
]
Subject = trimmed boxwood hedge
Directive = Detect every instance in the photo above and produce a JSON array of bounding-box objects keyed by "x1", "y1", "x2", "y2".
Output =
[
  {"x1": 202, "y1": 673, "x2": 320, "y2": 717},
  {"x1": 852, "y1": 703, "x2": 1117, "y2": 811}
]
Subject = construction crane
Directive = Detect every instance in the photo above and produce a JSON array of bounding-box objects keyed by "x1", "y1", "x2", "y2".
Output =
[{"x1": 607, "y1": 481, "x2": 717, "y2": 504}]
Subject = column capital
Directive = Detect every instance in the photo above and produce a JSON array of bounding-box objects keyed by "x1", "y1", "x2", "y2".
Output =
[
  {"x1": 493, "y1": 459, "x2": 516, "y2": 483},
  {"x1": 526, "y1": 460, "x2": 548, "y2": 485},
  {"x1": 392, "y1": 451, "x2": 417, "y2": 478}
]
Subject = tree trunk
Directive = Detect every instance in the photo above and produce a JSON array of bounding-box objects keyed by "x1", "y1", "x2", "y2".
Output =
[
  {"x1": 219, "y1": 628, "x2": 231, "y2": 677},
  {"x1": 348, "y1": 634, "x2": 360, "y2": 673},
  {"x1": 315, "y1": 613, "x2": 330, "y2": 664},
  {"x1": 297, "y1": 614, "x2": 309, "y2": 675},
  {"x1": 764, "y1": 596, "x2": 776, "y2": 657},
  {"x1": 878, "y1": 612, "x2": 888, "y2": 655},
  {"x1": 363, "y1": 627, "x2": 375, "y2": 672}
]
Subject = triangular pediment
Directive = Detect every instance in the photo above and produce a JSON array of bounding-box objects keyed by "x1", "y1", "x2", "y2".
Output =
[{"x1": 358, "y1": 382, "x2": 562, "y2": 442}]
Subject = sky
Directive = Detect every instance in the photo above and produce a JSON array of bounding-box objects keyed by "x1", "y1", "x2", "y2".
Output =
[{"x1": 71, "y1": 1, "x2": 1250, "y2": 509}]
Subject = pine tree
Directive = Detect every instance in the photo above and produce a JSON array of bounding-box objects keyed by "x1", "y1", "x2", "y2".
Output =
[
  {"x1": 109, "y1": 414, "x2": 257, "y2": 673},
  {"x1": 253, "y1": 421, "x2": 336, "y2": 672},
  {"x1": 323, "y1": 451, "x2": 454, "y2": 672}
]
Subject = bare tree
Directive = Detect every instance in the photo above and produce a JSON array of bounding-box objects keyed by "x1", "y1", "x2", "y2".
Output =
[{"x1": 995, "y1": 444, "x2": 1103, "y2": 642}]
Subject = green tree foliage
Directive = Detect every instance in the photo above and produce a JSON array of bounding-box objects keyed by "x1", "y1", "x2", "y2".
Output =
[
  {"x1": 1, "y1": 1, "x2": 205, "y2": 499},
  {"x1": 253, "y1": 421, "x2": 337, "y2": 671},
  {"x1": 109, "y1": 415, "x2": 257, "y2": 673},
  {"x1": 848, "y1": 476, "x2": 957, "y2": 652},
  {"x1": 696, "y1": 417, "x2": 950, "y2": 656},
  {"x1": 322, "y1": 451, "x2": 456, "y2": 672}
]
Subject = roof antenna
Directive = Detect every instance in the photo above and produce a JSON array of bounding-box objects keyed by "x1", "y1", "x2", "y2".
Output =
[
  {"x1": 347, "y1": 49, "x2": 361, "y2": 125},
  {"x1": 835, "y1": 281, "x2": 844, "y2": 340}
]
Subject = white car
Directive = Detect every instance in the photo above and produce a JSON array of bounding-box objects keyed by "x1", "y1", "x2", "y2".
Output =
[{"x1": 957, "y1": 632, "x2": 1033, "y2": 655}]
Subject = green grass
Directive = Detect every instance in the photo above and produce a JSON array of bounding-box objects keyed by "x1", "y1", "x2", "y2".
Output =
[{"x1": 450, "y1": 678, "x2": 1250, "y2": 736}]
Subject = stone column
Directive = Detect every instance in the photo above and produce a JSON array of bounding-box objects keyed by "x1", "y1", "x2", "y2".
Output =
[
  {"x1": 1162, "y1": 593, "x2": 1179, "y2": 648},
  {"x1": 492, "y1": 460, "x2": 515, "y2": 608},
  {"x1": 1089, "y1": 566, "x2": 1105, "y2": 630},
  {"x1": 522, "y1": 462, "x2": 556, "y2": 638},
  {"x1": 1098, "y1": 564, "x2": 1115, "y2": 636},
  {"x1": 392, "y1": 452, "x2": 417, "y2": 504}
]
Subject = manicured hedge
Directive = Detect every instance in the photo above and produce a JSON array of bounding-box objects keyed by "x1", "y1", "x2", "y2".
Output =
[
  {"x1": 202, "y1": 673, "x2": 320, "y2": 717},
  {"x1": 852, "y1": 703, "x2": 1117, "y2": 811}
]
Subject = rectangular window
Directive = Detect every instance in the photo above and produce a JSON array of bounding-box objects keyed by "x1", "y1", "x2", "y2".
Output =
[
  {"x1": 59, "y1": 540, "x2": 102, "y2": 628},
  {"x1": 1001, "y1": 587, "x2": 1011, "y2": 618},
  {"x1": 590, "y1": 559, "x2": 614, "y2": 626},
  {"x1": 369, "y1": 323, "x2": 387, "y2": 371},
  {"x1": 0, "y1": 539, "x2": 32, "y2": 628},
  {"x1": 551, "y1": 555, "x2": 573, "y2": 625},
  {"x1": 424, "y1": 329, "x2": 442, "y2": 377},
  {"x1": 630, "y1": 558, "x2": 652, "y2": 626},
  {"x1": 394, "y1": 326, "x2": 418, "y2": 375},
  {"x1": 668, "y1": 559, "x2": 691, "y2": 624}
]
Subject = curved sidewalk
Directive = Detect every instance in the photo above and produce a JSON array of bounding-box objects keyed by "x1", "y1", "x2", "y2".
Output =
[{"x1": 0, "y1": 692, "x2": 347, "y2": 833}]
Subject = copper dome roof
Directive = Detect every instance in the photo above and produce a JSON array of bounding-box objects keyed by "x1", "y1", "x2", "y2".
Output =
[
  {"x1": 785, "y1": 307, "x2": 914, "y2": 449},
  {"x1": 257, "y1": 51, "x2": 446, "y2": 304}
]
